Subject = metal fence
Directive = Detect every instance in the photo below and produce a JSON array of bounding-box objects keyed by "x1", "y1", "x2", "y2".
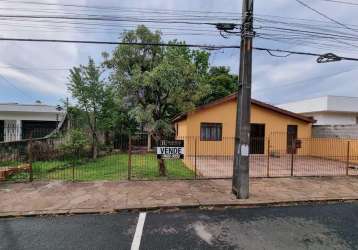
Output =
[{"x1": 1, "y1": 130, "x2": 358, "y2": 183}]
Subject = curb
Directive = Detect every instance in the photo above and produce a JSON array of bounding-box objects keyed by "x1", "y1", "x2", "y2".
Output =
[{"x1": 1, "y1": 197, "x2": 357, "y2": 219}]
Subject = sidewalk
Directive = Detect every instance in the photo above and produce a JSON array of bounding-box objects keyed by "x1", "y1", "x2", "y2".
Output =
[{"x1": 1, "y1": 177, "x2": 358, "y2": 217}]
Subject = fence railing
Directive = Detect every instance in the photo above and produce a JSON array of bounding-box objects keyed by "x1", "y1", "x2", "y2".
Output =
[{"x1": 1, "y1": 131, "x2": 358, "y2": 182}]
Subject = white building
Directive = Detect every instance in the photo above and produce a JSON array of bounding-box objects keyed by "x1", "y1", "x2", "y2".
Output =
[
  {"x1": 277, "y1": 96, "x2": 358, "y2": 125},
  {"x1": 0, "y1": 103, "x2": 66, "y2": 142}
]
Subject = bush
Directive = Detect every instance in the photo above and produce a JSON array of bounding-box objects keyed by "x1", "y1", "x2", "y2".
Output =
[
  {"x1": 29, "y1": 141, "x2": 55, "y2": 161},
  {"x1": 59, "y1": 129, "x2": 89, "y2": 157}
]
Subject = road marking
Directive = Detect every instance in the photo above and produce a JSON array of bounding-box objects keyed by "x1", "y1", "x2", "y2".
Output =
[{"x1": 131, "y1": 212, "x2": 146, "y2": 250}]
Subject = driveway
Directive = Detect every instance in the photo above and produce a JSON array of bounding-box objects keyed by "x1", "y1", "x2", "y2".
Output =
[
  {"x1": 1, "y1": 202, "x2": 358, "y2": 249},
  {"x1": 186, "y1": 155, "x2": 358, "y2": 178}
]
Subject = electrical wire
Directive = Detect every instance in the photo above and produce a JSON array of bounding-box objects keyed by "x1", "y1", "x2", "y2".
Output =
[
  {"x1": 254, "y1": 67, "x2": 358, "y2": 92},
  {"x1": 294, "y1": 0, "x2": 358, "y2": 32},
  {"x1": 0, "y1": 37, "x2": 358, "y2": 61},
  {"x1": 0, "y1": 73, "x2": 34, "y2": 100},
  {"x1": 317, "y1": 0, "x2": 358, "y2": 6}
]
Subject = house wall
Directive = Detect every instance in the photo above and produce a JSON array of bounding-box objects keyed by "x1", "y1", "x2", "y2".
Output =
[
  {"x1": 176, "y1": 99, "x2": 312, "y2": 156},
  {"x1": 302, "y1": 112, "x2": 358, "y2": 125},
  {"x1": 278, "y1": 96, "x2": 358, "y2": 125},
  {"x1": 313, "y1": 124, "x2": 358, "y2": 138},
  {"x1": 307, "y1": 138, "x2": 358, "y2": 164},
  {"x1": 277, "y1": 96, "x2": 329, "y2": 114},
  {"x1": 0, "y1": 111, "x2": 65, "y2": 142},
  {"x1": 0, "y1": 111, "x2": 64, "y2": 121}
]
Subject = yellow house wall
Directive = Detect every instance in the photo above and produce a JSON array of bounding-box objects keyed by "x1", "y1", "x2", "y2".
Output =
[
  {"x1": 306, "y1": 138, "x2": 358, "y2": 164},
  {"x1": 176, "y1": 99, "x2": 312, "y2": 156}
]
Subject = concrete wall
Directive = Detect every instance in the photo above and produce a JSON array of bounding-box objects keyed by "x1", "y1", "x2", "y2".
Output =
[
  {"x1": 278, "y1": 96, "x2": 358, "y2": 114},
  {"x1": 301, "y1": 112, "x2": 357, "y2": 125},
  {"x1": 313, "y1": 124, "x2": 358, "y2": 138},
  {"x1": 278, "y1": 96, "x2": 358, "y2": 125},
  {"x1": 277, "y1": 96, "x2": 328, "y2": 113}
]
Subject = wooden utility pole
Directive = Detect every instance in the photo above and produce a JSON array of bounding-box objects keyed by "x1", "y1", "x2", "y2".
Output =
[{"x1": 232, "y1": 0, "x2": 254, "y2": 199}]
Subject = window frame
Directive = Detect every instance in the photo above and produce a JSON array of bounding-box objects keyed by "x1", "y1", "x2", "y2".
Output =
[{"x1": 200, "y1": 122, "x2": 223, "y2": 141}]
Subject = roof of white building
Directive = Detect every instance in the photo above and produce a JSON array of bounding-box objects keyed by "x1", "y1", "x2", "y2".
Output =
[
  {"x1": 277, "y1": 96, "x2": 358, "y2": 114},
  {"x1": 0, "y1": 103, "x2": 65, "y2": 113}
]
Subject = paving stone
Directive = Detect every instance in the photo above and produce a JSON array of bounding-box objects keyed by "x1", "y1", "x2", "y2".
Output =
[{"x1": 0, "y1": 177, "x2": 358, "y2": 217}]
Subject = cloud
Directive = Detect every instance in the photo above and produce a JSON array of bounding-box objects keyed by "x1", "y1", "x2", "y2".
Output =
[
  {"x1": 1, "y1": 66, "x2": 68, "y2": 94},
  {"x1": 0, "y1": 0, "x2": 357, "y2": 105}
]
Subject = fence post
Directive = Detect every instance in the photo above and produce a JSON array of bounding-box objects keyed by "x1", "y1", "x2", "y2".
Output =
[
  {"x1": 346, "y1": 141, "x2": 350, "y2": 176},
  {"x1": 290, "y1": 140, "x2": 294, "y2": 177},
  {"x1": 267, "y1": 139, "x2": 270, "y2": 178},
  {"x1": 72, "y1": 150, "x2": 78, "y2": 182},
  {"x1": 128, "y1": 134, "x2": 132, "y2": 180},
  {"x1": 194, "y1": 137, "x2": 197, "y2": 179},
  {"x1": 28, "y1": 131, "x2": 33, "y2": 182}
]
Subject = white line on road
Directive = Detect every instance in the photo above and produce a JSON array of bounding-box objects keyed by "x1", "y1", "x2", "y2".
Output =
[{"x1": 131, "y1": 212, "x2": 147, "y2": 250}]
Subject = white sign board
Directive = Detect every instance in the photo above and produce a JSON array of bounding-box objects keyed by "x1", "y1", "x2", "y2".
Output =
[{"x1": 156, "y1": 140, "x2": 184, "y2": 159}]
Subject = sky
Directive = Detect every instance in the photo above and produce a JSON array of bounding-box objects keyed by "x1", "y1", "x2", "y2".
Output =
[{"x1": 0, "y1": 0, "x2": 358, "y2": 106}]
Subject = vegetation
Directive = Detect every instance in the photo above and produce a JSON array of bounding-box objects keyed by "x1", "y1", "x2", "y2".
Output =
[
  {"x1": 68, "y1": 58, "x2": 110, "y2": 159},
  {"x1": 198, "y1": 66, "x2": 238, "y2": 105},
  {"x1": 6, "y1": 154, "x2": 194, "y2": 181},
  {"x1": 67, "y1": 25, "x2": 237, "y2": 176},
  {"x1": 59, "y1": 128, "x2": 89, "y2": 157}
]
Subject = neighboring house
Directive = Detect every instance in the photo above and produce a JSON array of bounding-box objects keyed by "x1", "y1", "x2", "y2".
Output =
[
  {"x1": 0, "y1": 103, "x2": 66, "y2": 142},
  {"x1": 277, "y1": 96, "x2": 358, "y2": 125},
  {"x1": 173, "y1": 93, "x2": 314, "y2": 156}
]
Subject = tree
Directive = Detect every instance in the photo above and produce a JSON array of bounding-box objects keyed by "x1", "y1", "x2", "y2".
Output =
[
  {"x1": 105, "y1": 26, "x2": 210, "y2": 176},
  {"x1": 198, "y1": 66, "x2": 238, "y2": 105},
  {"x1": 68, "y1": 58, "x2": 108, "y2": 159}
]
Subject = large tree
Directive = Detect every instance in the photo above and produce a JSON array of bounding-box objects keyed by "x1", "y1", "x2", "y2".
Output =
[
  {"x1": 105, "y1": 26, "x2": 209, "y2": 175},
  {"x1": 68, "y1": 58, "x2": 109, "y2": 159},
  {"x1": 198, "y1": 66, "x2": 238, "y2": 105}
]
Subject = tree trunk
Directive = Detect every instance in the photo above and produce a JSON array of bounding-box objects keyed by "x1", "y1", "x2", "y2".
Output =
[
  {"x1": 154, "y1": 134, "x2": 166, "y2": 177},
  {"x1": 92, "y1": 132, "x2": 98, "y2": 160},
  {"x1": 105, "y1": 131, "x2": 111, "y2": 146},
  {"x1": 147, "y1": 133, "x2": 152, "y2": 152},
  {"x1": 158, "y1": 158, "x2": 166, "y2": 177}
]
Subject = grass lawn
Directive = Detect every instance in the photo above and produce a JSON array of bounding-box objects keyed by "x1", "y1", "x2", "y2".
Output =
[{"x1": 27, "y1": 153, "x2": 194, "y2": 181}]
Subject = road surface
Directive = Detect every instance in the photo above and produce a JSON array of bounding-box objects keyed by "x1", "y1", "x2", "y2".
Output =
[{"x1": 1, "y1": 202, "x2": 358, "y2": 250}]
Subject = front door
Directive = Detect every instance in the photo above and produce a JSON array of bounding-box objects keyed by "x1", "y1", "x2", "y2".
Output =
[
  {"x1": 287, "y1": 125, "x2": 298, "y2": 154},
  {"x1": 250, "y1": 123, "x2": 265, "y2": 154}
]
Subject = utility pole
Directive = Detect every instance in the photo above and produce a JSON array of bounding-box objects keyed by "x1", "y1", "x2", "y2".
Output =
[{"x1": 232, "y1": 0, "x2": 254, "y2": 199}]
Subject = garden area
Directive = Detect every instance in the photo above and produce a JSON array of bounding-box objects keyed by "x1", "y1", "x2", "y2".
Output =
[{"x1": 1, "y1": 153, "x2": 194, "y2": 182}]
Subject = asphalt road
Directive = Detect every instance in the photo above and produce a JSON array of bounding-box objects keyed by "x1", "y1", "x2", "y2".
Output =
[{"x1": 1, "y1": 202, "x2": 358, "y2": 250}]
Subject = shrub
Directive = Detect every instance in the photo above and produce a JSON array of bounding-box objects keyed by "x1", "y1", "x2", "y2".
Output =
[
  {"x1": 59, "y1": 129, "x2": 89, "y2": 157},
  {"x1": 29, "y1": 141, "x2": 54, "y2": 161}
]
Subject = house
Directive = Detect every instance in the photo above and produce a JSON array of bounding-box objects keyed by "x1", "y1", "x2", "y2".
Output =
[
  {"x1": 172, "y1": 94, "x2": 358, "y2": 178},
  {"x1": 173, "y1": 93, "x2": 314, "y2": 157},
  {"x1": 277, "y1": 96, "x2": 358, "y2": 125},
  {"x1": 0, "y1": 103, "x2": 66, "y2": 142}
]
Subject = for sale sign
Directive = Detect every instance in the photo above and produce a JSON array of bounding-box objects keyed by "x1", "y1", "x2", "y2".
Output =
[{"x1": 156, "y1": 140, "x2": 184, "y2": 159}]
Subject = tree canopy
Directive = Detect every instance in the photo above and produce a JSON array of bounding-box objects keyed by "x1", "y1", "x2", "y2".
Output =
[
  {"x1": 68, "y1": 25, "x2": 238, "y2": 175},
  {"x1": 105, "y1": 26, "x2": 210, "y2": 139}
]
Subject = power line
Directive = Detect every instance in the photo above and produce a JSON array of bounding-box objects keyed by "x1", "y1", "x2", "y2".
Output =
[
  {"x1": 0, "y1": 0, "x2": 242, "y2": 16},
  {"x1": 1, "y1": 37, "x2": 358, "y2": 61},
  {"x1": 255, "y1": 67, "x2": 358, "y2": 92},
  {"x1": 0, "y1": 73, "x2": 34, "y2": 100},
  {"x1": 0, "y1": 14, "x2": 231, "y2": 26},
  {"x1": 294, "y1": 0, "x2": 358, "y2": 32},
  {"x1": 0, "y1": 37, "x2": 240, "y2": 49},
  {"x1": 317, "y1": 0, "x2": 358, "y2": 6},
  {"x1": 0, "y1": 65, "x2": 70, "y2": 71}
]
